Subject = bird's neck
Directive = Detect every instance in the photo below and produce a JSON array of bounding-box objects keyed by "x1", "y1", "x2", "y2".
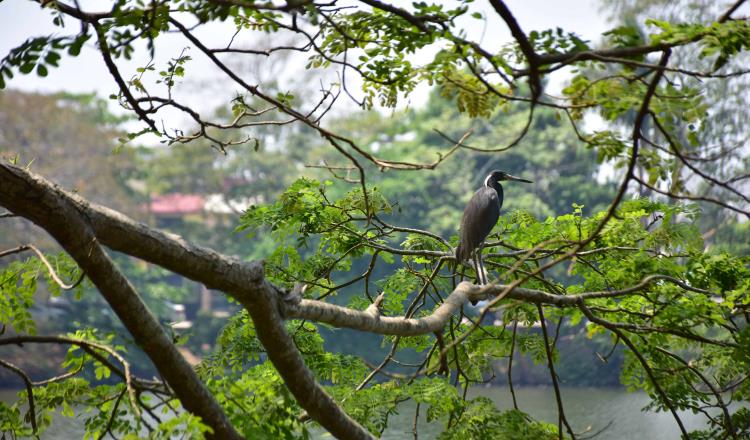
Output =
[{"x1": 484, "y1": 176, "x2": 503, "y2": 198}]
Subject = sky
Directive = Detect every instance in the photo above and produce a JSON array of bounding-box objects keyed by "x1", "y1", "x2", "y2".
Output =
[
  {"x1": 0, "y1": 1, "x2": 610, "y2": 91},
  {"x1": 0, "y1": 0, "x2": 612, "y2": 131}
]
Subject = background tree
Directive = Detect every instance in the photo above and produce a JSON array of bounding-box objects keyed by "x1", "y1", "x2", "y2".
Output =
[
  {"x1": 0, "y1": 91, "x2": 137, "y2": 249},
  {"x1": 0, "y1": 1, "x2": 749, "y2": 439},
  {"x1": 598, "y1": 0, "x2": 750, "y2": 256}
]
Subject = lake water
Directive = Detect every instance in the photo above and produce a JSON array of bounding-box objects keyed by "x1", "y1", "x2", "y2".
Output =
[
  {"x1": 383, "y1": 386, "x2": 714, "y2": 439},
  {"x1": 0, "y1": 386, "x2": 718, "y2": 439}
]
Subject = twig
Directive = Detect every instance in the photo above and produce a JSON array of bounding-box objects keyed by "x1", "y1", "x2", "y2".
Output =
[
  {"x1": 0, "y1": 359, "x2": 38, "y2": 434},
  {"x1": 1, "y1": 244, "x2": 85, "y2": 290},
  {"x1": 412, "y1": 402, "x2": 420, "y2": 440},
  {"x1": 580, "y1": 305, "x2": 689, "y2": 437},
  {"x1": 97, "y1": 387, "x2": 127, "y2": 440},
  {"x1": 507, "y1": 320, "x2": 518, "y2": 410},
  {"x1": 92, "y1": 23, "x2": 157, "y2": 132},
  {"x1": 653, "y1": 346, "x2": 737, "y2": 438},
  {"x1": 536, "y1": 305, "x2": 575, "y2": 439}
]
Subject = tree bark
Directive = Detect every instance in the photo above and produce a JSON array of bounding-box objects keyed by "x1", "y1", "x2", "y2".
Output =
[
  {"x1": 0, "y1": 163, "x2": 373, "y2": 439},
  {"x1": 0, "y1": 164, "x2": 242, "y2": 440}
]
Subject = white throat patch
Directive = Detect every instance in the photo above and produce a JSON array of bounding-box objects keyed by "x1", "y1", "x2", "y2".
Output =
[{"x1": 484, "y1": 174, "x2": 492, "y2": 187}]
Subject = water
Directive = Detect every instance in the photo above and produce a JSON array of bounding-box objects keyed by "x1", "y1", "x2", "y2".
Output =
[
  {"x1": 1, "y1": 389, "x2": 85, "y2": 439},
  {"x1": 382, "y1": 386, "x2": 715, "y2": 439},
  {"x1": 0, "y1": 387, "x2": 720, "y2": 439}
]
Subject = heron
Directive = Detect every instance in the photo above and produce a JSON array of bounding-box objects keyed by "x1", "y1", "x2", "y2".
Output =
[{"x1": 455, "y1": 170, "x2": 532, "y2": 285}]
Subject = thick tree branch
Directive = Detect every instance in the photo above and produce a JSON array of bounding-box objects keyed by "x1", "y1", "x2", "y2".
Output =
[
  {"x1": 0, "y1": 165, "x2": 264, "y2": 294},
  {"x1": 233, "y1": 281, "x2": 375, "y2": 440},
  {"x1": 284, "y1": 281, "x2": 511, "y2": 335},
  {"x1": 0, "y1": 165, "x2": 240, "y2": 440},
  {"x1": 0, "y1": 163, "x2": 372, "y2": 439},
  {"x1": 0, "y1": 166, "x2": 714, "y2": 332}
]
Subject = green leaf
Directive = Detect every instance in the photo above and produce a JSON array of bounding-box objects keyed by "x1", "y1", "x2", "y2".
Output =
[
  {"x1": 36, "y1": 64, "x2": 48, "y2": 77},
  {"x1": 19, "y1": 63, "x2": 35, "y2": 74}
]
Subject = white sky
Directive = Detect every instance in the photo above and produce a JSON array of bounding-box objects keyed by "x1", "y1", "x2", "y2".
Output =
[{"x1": 0, "y1": 1, "x2": 610, "y2": 108}]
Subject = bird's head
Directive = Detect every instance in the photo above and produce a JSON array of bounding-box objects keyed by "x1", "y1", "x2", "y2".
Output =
[{"x1": 485, "y1": 170, "x2": 533, "y2": 187}]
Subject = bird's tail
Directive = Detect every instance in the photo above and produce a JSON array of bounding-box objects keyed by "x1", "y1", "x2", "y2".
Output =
[
  {"x1": 456, "y1": 243, "x2": 478, "y2": 304},
  {"x1": 452, "y1": 242, "x2": 466, "y2": 291},
  {"x1": 454, "y1": 241, "x2": 472, "y2": 276},
  {"x1": 454, "y1": 241, "x2": 469, "y2": 265},
  {"x1": 453, "y1": 243, "x2": 460, "y2": 272}
]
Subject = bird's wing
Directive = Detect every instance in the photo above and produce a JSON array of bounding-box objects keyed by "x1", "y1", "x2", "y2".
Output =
[{"x1": 457, "y1": 187, "x2": 500, "y2": 261}]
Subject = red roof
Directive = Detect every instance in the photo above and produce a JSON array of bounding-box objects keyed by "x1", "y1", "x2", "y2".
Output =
[{"x1": 148, "y1": 194, "x2": 205, "y2": 215}]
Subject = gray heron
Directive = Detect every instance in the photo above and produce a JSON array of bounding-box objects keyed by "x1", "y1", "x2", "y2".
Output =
[{"x1": 456, "y1": 170, "x2": 532, "y2": 285}]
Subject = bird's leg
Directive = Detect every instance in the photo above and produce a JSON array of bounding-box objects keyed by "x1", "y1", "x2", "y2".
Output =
[
  {"x1": 482, "y1": 262, "x2": 487, "y2": 285},
  {"x1": 478, "y1": 243, "x2": 488, "y2": 285},
  {"x1": 472, "y1": 253, "x2": 482, "y2": 285}
]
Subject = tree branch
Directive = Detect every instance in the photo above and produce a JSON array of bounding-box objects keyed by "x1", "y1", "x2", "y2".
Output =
[
  {"x1": 284, "y1": 282, "x2": 510, "y2": 335},
  {"x1": 0, "y1": 359, "x2": 37, "y2": 434},
  {"x1": 233, "y1": 281, "x2": 375, "y2": 439},
  {"x1": 488, "y1": 0, "x2": 541, "y2": 100},
  {"x1": 536, "y1": 305, "x2": 575, "y2": 439},
  {"x1": 1, "y1": 244, "x2": 85, "y2": 290},
  {"x1": 92, "y1": 22, "x2": 158, "y2": 132},
  {"x1": 0, "y1": 165, "x2": 240, "y2": 440},
  {"x1": 0, "y1": 163, "x2": 372, "y2": 439}
]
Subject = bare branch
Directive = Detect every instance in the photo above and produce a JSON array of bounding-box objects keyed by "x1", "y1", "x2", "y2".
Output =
[
  {"x1": 536, "y1": 305, "x2": 575, "y2": 439},
  {"x1": 92, "y1": 23, "x2": 157, "y2": 132},
  {"x1": 0, "y1": 245, "x2": 29, "y2": 259},
  {"x1": 719, "y1": 0, "x2": 747, "y2": 22},
  {"x1": 284, "y1": 281, "x2": 509, "y2": 335}
]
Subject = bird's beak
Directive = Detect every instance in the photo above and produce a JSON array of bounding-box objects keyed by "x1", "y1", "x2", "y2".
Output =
[{"x1": 504, "y1": 174, "x2": 533, "y2": 183}]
